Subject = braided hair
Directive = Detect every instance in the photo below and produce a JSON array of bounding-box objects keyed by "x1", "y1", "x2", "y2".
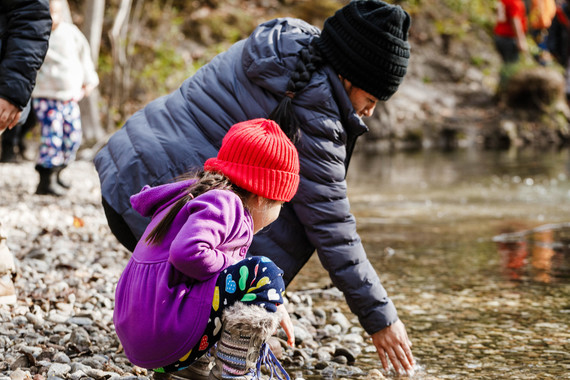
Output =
[
  {"x1": 269, "y1": 39, "x2": 324, "y2": 143},
  {"x1": 145, "y1": 171, "x2": 251, "y2": 246}
]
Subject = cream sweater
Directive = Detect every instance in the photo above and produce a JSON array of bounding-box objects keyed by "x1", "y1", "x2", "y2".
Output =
[{"x1": 33, "y1": 22, "x2": 99, "y2": 101}]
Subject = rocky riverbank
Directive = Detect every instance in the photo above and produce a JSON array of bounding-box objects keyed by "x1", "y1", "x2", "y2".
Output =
[{"x1": 0, "y1": 160, "x2": 420, "y2": 380}]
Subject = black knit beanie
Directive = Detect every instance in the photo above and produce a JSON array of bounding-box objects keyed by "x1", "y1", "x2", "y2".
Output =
[{"x1": 316, "y1": 0, "x2": 411, "y2": 101}]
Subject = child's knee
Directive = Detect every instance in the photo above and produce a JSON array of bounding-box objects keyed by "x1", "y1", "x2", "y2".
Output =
[
  {"x1": 247, "y1": 255, "x2": 280, "y2": 270},
  {"x1": 246, "y1": 256, "x2": 284, "y2": 282}
]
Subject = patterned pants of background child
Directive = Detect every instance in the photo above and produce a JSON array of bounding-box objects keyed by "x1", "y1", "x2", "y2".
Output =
[
  {"x1": 33, "y1": 98, "x2": 82, "y2": 168},
  {"x1": 155, "y1": 256, "x2": 286, "y2": 373}
]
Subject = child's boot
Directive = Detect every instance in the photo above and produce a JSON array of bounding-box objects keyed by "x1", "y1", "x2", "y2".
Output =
[
  {"x1": 35, "y1": 165, "x2": 66, "y2": 196},
  {"x1": 0, "y1": 142, "x2": 17, "y2": 163},
  {"x1": 170, "y1": 355, "x2": 214, "y2": 380},
  {"x1": 54, "y1": 165, "x2": 71, "y2": 189},
  {"x1": 209, "y1": 302, "x2": 287, "y2": 380}
]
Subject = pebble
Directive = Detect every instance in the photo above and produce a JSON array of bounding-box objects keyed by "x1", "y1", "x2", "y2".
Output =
[
  {"x1": 0, "y1": 161, "x2": 385, "y2": 379},
  {"x1": 47, "y1": 364, "x2": 71, "y2": 378}
]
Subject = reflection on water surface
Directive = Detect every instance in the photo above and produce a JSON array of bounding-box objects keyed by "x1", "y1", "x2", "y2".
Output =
[
  {"x1": 289, "y1": 148, "x2": 570, "y2": 379},
  {"x1": 494, "y1": 223, "x2": 570, "y2": 284}
]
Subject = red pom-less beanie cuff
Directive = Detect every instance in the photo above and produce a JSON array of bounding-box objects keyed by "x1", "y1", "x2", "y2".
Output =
[{"x1": 204, "y1": 119, "x2": 300, "y2": 202}]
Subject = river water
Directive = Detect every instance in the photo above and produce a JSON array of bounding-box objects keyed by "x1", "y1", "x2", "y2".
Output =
[{"x1": 289, "y1": 147, "x2": 570, "y2": 379}]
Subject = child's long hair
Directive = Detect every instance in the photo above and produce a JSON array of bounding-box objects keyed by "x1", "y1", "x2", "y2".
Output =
[{"x1": 144, "y1": 170, "x2": 251, "y2": 246}]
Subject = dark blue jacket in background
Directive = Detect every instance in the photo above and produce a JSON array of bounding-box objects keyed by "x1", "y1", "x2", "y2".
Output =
[
  {"x1": 0, "y1": 0, "x2": 52, "y2": 110},
  {"x1": 94, "y1": 18, "x2": 399, "y2": 334}
]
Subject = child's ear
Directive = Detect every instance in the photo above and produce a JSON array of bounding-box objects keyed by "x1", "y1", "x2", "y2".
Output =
[
  {"x1": 247, "y1": 194, "x2": 264, "y2": 208},
  {"x1": 254, "y1": 195, "x2": 266, "y2": 207}
]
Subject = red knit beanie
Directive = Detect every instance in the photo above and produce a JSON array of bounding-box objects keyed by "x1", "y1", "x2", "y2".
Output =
[{"x1": 204, "y1": 119, "x2": 300, "y2": 202}]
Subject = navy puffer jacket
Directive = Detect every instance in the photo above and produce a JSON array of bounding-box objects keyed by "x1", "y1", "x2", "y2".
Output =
[
  {"x1": 94, "y1": 18, "x2": 398, "y2": 334},
  {"x1": 0, "y1": 0, "x2": 51, "y2": 110}
]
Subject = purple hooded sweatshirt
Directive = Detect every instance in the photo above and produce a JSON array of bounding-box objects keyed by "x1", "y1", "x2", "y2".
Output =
[{"x1": 113, "y1": 179, "x2": 254, "y2": 369}]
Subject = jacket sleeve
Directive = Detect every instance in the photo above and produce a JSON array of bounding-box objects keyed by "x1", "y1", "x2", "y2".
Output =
[
  {"x1": 292, "y1": 115, "x2": 399, "y2": 335},
  {"x1": 74, "y1": 25, "x2": 99, "y2": 90},
  {"x1": 0, "y1": 0, "x2": 52, "y2": 109}
]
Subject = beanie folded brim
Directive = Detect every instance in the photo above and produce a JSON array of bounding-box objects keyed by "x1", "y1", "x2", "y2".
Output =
[{"x1": 205, "y1": 158, "x2": 300, "y2": 202}]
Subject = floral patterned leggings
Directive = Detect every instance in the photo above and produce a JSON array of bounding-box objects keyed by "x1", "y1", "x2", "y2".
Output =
[
  {"x1": 33, "y1": 98, "x2": 82, "y2": 168},
  {"x1": 155, "y1": 256, "x2": 285, "y2": 373}
]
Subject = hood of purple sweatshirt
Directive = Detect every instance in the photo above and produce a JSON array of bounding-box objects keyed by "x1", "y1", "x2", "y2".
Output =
[{"x1": 130, "y1": 179, "x2": 196, "y2": 218}]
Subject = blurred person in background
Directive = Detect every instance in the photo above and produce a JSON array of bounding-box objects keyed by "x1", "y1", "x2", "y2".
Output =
[
  {"x1": 547, "y1": 0, "x2": 570, "y2": 104},
  {"x1": 0, "y1": 0, "x2": 52, "y2": 304},
  {"x1": 32, "y1": 0, "x2": 99, "y2": 196},
  {"x1": 494, "y1": 0, "x2": 529, "y2": 64}
]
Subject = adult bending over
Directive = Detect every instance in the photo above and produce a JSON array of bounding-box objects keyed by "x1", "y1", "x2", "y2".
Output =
[{"x1": 95, "y1": 0, "x2": 414, "y2": 374}]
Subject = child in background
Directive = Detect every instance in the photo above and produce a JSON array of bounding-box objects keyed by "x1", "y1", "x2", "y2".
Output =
[
  {"x1": 32, "y1": 0, "x2": 99, "y2": 196},
  {"x1": 114, "y1": 119, "x2": 297, "y2": 380}
]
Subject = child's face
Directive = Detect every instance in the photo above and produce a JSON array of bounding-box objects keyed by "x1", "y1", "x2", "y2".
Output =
[{"x1": 248, "y1": 197, "x2": 284, "y2": 233}]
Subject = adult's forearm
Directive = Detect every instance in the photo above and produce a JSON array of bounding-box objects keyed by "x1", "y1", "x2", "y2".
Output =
[
  {"x1": 324, "y1": 248, "x2": 399, "y2": 334},
  {"x1": 0, "y1": 0, "x2": 51, "y2": 108}
]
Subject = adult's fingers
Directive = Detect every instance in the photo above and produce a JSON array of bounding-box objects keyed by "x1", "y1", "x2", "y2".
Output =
[
  {"x1": 0, "y1": 99, "x2": 21, "y2": 130},
  {"x1": 385, "y1": 346, "x2": 400, "y2": 373},
  {"x1": 377, "y1": 346, "x2": 389, "y2": 371},
  {"x1": 0, "y1": 110, "x2": 19, "y2": 130},
  {"x1": 393, "y1": 343, "x2": 414, "y2": 374},
  {"x1": 403, "y1": 340, "x2": 415, "y2": 369},
  {"x1": 0, "y1": 110, "x2": 10, "y2": 131},
  {"x1": 8, "y1": 112, "x2": 21, "y2": 129},
  {"x1": 373, "y1": 331, "x2": 415, "y2": 374}
]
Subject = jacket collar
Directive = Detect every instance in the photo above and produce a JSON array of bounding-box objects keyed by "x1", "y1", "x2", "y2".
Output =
[{"x1": 325, "y1": 65, "x2": 368, "y2": 172}]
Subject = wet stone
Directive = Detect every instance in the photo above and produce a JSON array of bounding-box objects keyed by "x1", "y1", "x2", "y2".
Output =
[
  {"x1": 313, "y1": 308, "x2": 326, "y2": 325},
  {"x1": 342, "y1": 333, "x2": 365, "y2": 345},
  {"x1": 332, "y1": 355, "x2": 348, "y2": 364},
  {"x1": 316, "y1": 348, "x2": 332, "y2": 361},
  {"x1": 330, "y1": 312, "x2": 351, "y2": 332},
  {"x1": 334, "y1": 346, "x2": 356, "y2": 364},
  {"x1": 314, "y1": 361, "x2": 329, "y2": 370},
  {"x1": 322, "y1": 324, "x2": 342, "y2": 337}
]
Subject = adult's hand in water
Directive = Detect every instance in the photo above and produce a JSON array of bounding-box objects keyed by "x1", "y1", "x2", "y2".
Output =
[{"x1": 371, "y1": 319, "x2": 415, "y2": 375}]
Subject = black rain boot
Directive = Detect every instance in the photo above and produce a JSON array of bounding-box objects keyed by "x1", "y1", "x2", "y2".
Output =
[
  {"x1": 54, "y1": 165, "x2": 71, "y2": 189},
  {"x1": 35, "y1": 165, "x2": 66, "y2": 196},
  {"x1": 1, "y1": 125, "x2": 21, "y2": 163},
  {"x1": 0, "y1": 142, "x2": 18, "y2": 163}
]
